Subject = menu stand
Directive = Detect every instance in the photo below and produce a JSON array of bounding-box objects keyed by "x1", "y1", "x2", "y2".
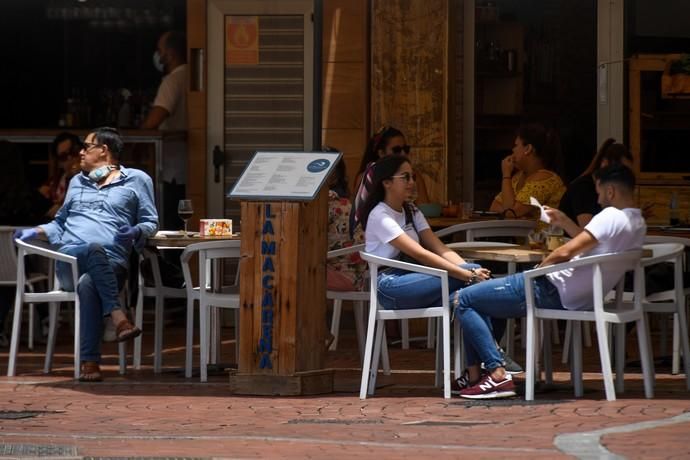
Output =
[{"x1": 228, "y1": 151, "x2": 340, "y2": 395}]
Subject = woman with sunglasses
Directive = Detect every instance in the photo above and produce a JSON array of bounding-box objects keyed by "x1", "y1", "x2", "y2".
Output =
[
  {"x1": 362, "y1": 154, "x2": 491, "y2": 312},
  {"x1": 38, "y1": 132, "x2": 83, "y2": 218},
  {"x1": 355, "y1": 126, "x2": 429, "y2": 204}
]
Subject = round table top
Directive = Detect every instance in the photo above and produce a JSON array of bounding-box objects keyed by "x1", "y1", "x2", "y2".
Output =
[{"x1": 146, "y1": 232, "x2": 240, "y2": 248}]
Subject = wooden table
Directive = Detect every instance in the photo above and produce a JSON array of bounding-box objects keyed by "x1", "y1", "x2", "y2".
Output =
[
  {"x1": 647, "y1": 226, "x2": 690, "y2": 240},
  {"x1": 453, "y1": 245, "x2": 550, "y2": 264},
  {"x1": 146, "y1": 233, "x2": 240, "y2": 248}
]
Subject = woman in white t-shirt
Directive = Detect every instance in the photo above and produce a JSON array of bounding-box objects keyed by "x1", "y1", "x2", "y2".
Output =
[{"x1": 361, "y1": 155, "x2": 491, "y2": 311}]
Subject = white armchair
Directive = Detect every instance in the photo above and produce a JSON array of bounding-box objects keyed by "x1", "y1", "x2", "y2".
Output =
[
  {"x1": 181, "y1": 240, "x2": 241, "y2": 382},
  {"x1": 326, "y1": 244, "x2": 367, "y2": 356},
  {"x1": 523, "y1": 249, "x2": 653, "y2": 401},
  {"x1": 359, "y1": 251, "x2": 451, "y2": 399},
  {"x1": 8, "y1": 239, "x2": 81, "y2": 379}
]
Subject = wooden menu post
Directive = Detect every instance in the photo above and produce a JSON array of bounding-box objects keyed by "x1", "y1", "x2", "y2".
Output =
[{"x1": 228, "y1": 152, "x2": 337, "y2": 395}]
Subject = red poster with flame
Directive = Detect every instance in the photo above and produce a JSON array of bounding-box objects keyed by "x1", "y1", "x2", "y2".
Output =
[{"x1": 226, "y1": 16, "x2": 259, "y2": 65}]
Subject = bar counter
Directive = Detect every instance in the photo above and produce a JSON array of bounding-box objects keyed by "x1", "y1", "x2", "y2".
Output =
[{"x1": 0, "y1": 128, "x2": 186, "y2": 224}]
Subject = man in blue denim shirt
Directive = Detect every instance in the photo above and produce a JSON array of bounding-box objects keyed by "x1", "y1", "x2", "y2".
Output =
[{"x1": 15, "y1": 127, "x2": 158, "y2": 381}]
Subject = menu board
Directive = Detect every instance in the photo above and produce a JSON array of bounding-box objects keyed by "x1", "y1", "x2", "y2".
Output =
[{"x1": 228, "y1": 151, "x2": 342, "y2": 201}]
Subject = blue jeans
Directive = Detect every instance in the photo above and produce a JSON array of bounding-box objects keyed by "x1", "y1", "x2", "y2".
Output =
[
  {"x1": 377, "y1": 263, "x2": 481, "y2": 310},
  {"x1": 456, "y1": 272, "x2": 563, "y2": 370},
  {"x1": 56, "y1": 243, "x2": 127, "y2": 363}
]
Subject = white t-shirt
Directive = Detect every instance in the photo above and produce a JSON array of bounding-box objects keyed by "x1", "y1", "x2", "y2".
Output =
[
  {"x1": 546, "y1": 206, "x2": 646, "y2": 310},
  {"x1": 153, "y1": 64, "x2": 188, "y2": 131},
  {"x1": 365, "y1": 202, "x2": 430, "y2": 260},
  {"x1": 152, "y1": 64, "x2": 188, "y2": 183}
]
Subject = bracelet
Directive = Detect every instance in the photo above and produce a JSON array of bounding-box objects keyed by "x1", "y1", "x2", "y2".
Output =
[{"x1": 468, "y1": 268, "x2": 478, "y2": 284}]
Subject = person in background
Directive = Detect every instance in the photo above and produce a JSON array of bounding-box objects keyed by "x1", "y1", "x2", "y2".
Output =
[
  {"x1": 355, "y1": 125, "x2": 430, "y2": 204},
  {"x1": 14, "y1": 127, "x2": 158, "y2": 382},
  {"x1": 490, "y1": 123, "x2": 565, "y2": 218},
  {"x1": 456, "y1": 164, "x2": 645, "y2": 399},
  {"x1": 142, "y1": 31, "x2": 188, "y2": 132},
  {"x1": 326, "y1": 151, "x2": 365, "y2": 291},
  {"x1": 350, "y1": 126, "x2": 430, "y2": 241},
  {"x1": 557, "y1": 138, "x2": 633, "y2": 235},
  {"x1": 141, "y1": 30, "x2": 188, "y2": 230},
  {"x1": 38, "y1": 132, "x2": 83, "y2": 219},
  {"x1": 362, "y1": 153, "x2": 490, "y2": 323}
]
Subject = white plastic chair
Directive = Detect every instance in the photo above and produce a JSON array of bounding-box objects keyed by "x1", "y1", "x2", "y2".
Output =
[
  {"x1": 420, "y1": 219, "x2": 538, "y2": 354},
  {"x1": 327, "y1": 244, "x2": 368, "y2": 357},
  {"x1": 644, "y1": 235, "x2": 690, "y2": 377},
  {"x1": 8, "y1": 239, "x2": 81, "y2": 379},
  {"x1": 0, "y1": 227, "x2": 50, "y2": 350},
  {"x1": 181, "y1": 240, "x2": 241, "y2": 382},
  {"x1": 8, "y1": 239, "x2": 132, "y2": 379},
  {"x1": 443, "y1": 241, "x2": 519, "y2": 377},
  {"x1": 524, "y1": 249, "x2": 654, "y2": 401},
  {"x1": 135, "y1": 247, "x2": 187, "y2": 373},
  {"x1": 434, "y1": 219, "x2": 537, "y2": 242},
  {"x1": 359, "y1": 251, "x2": 451, "y2": 399}
]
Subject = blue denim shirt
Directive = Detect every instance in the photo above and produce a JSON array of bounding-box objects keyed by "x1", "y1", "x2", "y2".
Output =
[{"x1": 41, "y1": 166, "x2": 158, "y2": 268}]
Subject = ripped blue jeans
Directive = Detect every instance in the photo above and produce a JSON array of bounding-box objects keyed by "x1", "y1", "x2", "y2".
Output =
[
  {"x1": 377, "y1": 263, "x2": 482, "y2": 310},
  {"x1": 455, "y1": 272, "x2": 563, "y2": 370}
]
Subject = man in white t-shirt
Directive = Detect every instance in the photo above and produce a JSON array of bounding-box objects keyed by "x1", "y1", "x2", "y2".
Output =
[
  {"x1": 142, "y1": 30, "x2": 188, "y2": 229},
  {"x1": 456, "y1": 164, "x2": 645, "y2": 399}
]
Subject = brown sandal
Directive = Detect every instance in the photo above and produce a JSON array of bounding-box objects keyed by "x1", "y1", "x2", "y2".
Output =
[
  {"x1": 79, "y1": 361, "x2": 102, "y2": 382},
  {"x1": 115, "y1": 319, "x2": 141, "y2": 342}
]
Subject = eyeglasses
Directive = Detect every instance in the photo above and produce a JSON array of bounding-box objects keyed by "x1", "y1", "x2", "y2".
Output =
[
  {"x1": 82, "y1": 142, "x2": 104, "y2": 151},
  {"x1": 390, "y1": 172, "x2": 416, "y2": 183},
  {"x1": 391, "y1": 144, "x2": 411, "y2": 155}
]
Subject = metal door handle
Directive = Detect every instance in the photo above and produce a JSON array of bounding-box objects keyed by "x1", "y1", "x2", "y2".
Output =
[{"x1": 213, "y1": 145, "x2": 224, "y2": 183}]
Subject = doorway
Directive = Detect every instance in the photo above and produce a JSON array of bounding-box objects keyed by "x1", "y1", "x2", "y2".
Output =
[{"x1": 207, "y1": 0, "x2": 315, "y2": 219}]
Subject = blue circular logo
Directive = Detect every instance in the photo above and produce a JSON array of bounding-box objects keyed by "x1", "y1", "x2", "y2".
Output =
[{"x1": 307, "y1": 159, "x2": 330, "y2": 173}]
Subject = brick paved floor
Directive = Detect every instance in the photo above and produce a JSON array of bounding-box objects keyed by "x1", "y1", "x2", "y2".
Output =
[{"x1": 0, "y1": 320, "x2": 689, "y2": 459}]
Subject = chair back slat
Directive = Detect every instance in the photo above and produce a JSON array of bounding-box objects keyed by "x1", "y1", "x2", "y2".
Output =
[{"x1": 434, "y1": 219, "x2": 536, "y2": 242}]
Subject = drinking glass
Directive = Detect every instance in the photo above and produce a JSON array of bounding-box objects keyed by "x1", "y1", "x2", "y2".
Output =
[{"x1": 177, "y1": 199, "x2": 193, "y2": 237}]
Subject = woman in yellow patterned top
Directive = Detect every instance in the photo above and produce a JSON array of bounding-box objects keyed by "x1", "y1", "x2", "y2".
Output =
[{"x1": 490, "y1": 123, "x2": 565, "y2": 218}]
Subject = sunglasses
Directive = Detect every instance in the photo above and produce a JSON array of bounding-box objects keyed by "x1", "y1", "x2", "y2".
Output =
[
  {"x1": 390, "y1": 172, "x2": 416, "y2": 183},
  {"x1": 391, "y1": 144, "x2": 411, "y2": 155},
  {"x1": 82, "y1": 142, "x2": 105, "y2": 151}
]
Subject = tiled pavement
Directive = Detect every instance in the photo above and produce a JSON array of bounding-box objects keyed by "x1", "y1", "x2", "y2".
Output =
[{"x1": 0, "y1": 323, "x2": 689, "y2": 459}]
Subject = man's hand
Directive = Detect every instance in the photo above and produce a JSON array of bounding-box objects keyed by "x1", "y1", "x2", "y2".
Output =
[
  {"x1": 114, "y1": 225, "x2": 142, "y2": 245},
  {"x1": 544, "y1": 207, "x2": 568, "y2": 228},
  {"x1": 544, "y1": 206, "x2": 583, "y2": 238},
  {"x1": 13, "y1": 228, "x2": 39, "y2": 241}
]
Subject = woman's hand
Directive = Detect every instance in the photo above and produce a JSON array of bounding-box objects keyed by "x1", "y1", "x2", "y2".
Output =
[
  {"x1": 467, "y1": 267, "x2": 492, "y2": 284},
  {"x1": 501, "y1": 155, "x2": 515, "y2": 178}
]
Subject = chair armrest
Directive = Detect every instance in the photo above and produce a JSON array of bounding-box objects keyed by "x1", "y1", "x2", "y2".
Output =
[
  {"x1": 523, "y1": 249, "x2": 642, "y2": 281},
  {"x1": 15, "y1": 239, "x2": 77, "y2": 265},
  {"x1": 328, "y1": 243, "x2": 365, "y2": 259},
  {"x1": 359, "y1": 251, "x2": 448, "y2": 279},
  {"x1": 639, "y1": 243, "x2": 684, "y2": 267}
]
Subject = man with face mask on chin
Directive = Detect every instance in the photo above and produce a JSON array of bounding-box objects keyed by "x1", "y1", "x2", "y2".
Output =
[
  {"x1": 14, "y1": 127, "x2": 158, "y2": 382},
  {"x1": 142, "y1": 30, "x2": 187, "y2": 230}
]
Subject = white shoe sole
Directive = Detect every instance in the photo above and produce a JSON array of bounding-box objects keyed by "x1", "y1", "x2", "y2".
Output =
[{"x1": 459, "y1": 390, "x2": 516, "y2": 400}]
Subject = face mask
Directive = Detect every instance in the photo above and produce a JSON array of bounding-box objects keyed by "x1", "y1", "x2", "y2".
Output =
[
  {"x1": 152, "y1": 51, "x2": 164, "y2": 73},
  {"x1": 88, "y1": 165, "x2": 115, "y2": 183}
]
